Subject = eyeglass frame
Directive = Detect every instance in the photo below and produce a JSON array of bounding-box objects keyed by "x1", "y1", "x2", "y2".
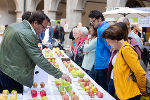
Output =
[
  {"x1": 90, "y1": 18, "x2": 96, "y2": 24},
  {"x1": 40, "y1": 23, "x2": 47, "y2": 30}
]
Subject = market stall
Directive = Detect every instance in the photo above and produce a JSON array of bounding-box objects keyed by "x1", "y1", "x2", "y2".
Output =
[{"x1": 29, "y1": 48, "x2": 116, "y2": 100}]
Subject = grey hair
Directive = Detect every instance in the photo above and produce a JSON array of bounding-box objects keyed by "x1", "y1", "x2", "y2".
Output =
[
  {"x1": 79, "y1": 27, "x2": 88, "y2": 36},
  {"x1": 73, "y1": 27, "x2": 80, "y2": 33}
]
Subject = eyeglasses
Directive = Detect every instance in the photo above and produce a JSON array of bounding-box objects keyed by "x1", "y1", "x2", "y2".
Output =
[
  {"x1": 90, "y1": 19, "x2": 96, "y2": 24},
  {"x1": 40, "y1": 23, "x2": 47, "y2": 30}
]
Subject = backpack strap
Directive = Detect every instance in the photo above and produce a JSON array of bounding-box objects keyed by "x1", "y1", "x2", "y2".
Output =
[{"x1": 121, "y1": 45, "x2": 137, "y2": 81}]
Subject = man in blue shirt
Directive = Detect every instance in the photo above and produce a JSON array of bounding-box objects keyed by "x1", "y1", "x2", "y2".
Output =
[{"x1": 88, "y1": 10, "x2": 111, "y2": 91}]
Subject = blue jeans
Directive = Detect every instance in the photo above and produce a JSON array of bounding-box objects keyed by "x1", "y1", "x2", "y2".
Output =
[
  {"x1": 95, "y1": 68, "x2": 108, "y2": 91},
  {"x1": 86, "y1": 66, "x2": 96, "y2": 81},
  {"x1": 108, "y1": 79, "x2": 115, "y2": 97},
  {"x1": 128, "y1": 95, "x2": 141, "y2": 100},
  {"x1": 0, "y1": 70, "x2": 23, "y2": 93}
]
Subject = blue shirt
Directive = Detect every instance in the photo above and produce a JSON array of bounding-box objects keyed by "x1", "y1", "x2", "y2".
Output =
[
  {"x1": 95, "y1": 21, "x2": 111, "y2": 69},
  {"x1": 128, "y1": 30, "x2": 143, "y2": 49}
]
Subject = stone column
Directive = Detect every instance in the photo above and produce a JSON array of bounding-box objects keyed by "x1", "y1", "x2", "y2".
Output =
[
  {"x1": 44, "y1": 0, "x2": 60, "y2": 20},
  {"x1": 26, "y1": 0, "x2": 36, "y2": 12},
  {"x1": 14, "y1": 0, "x2": 24, "y2": 22},
  {"x1": 65, "y1": 0, "x2": 86, "y2": 49},
  {"x1": 106, "y1": 0, "x2": 127, "y2": 11}
]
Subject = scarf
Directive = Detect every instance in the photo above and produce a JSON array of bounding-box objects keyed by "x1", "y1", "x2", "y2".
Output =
[{"x1": 74, "y1": 36, "x2": 88, "y2": 56}]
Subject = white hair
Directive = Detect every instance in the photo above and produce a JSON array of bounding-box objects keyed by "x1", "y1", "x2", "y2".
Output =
[
  {"x1": 73, "y1": 27, "x2": 80, "y2": 33},
  {"x1": 79, "y1": 27, "x2": 88, "y2": 36}
]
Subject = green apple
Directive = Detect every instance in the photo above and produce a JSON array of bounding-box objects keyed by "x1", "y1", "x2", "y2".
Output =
[
  {"x1": 78, "y1": 71, "x2": 85, "y2": 78},
  {"x1": 71, "y1": 73, "x2": 78, "y2": 78},
  {"x1": 47, "y1": 59, "x2": 51, "y2": 62},
  {"x1": 42, "y1": 96, "x2": 48, "y2": 100},
  {"x1": 49, "y1": 53, "x2": 53, "y2": 57},
  {"x1": 58, "y1": 86, "x2": 64, "y2": 92},
  {"x1": 52, "y1": 59, "x2": 55, "y2": 62},
  {"x1": 65, "y1": 86, "x2": 72, "y2": 92}
]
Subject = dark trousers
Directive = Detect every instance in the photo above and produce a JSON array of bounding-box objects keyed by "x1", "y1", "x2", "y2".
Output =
[
  {"x1": 128, "y1": 95, "x2": 141, "y2": 100},
  {"x1": 86, "y1": 66, "x2": 96, "y2": 81},
  {"x1": 0, "y1": 70, "x2": 23, "y2": 93},
  {"x1": 108, "y1": 79, "x2": 115, "y2": 97},
  {"x1": 95, "y1": 68, "x2": 108, "y2": 91}
]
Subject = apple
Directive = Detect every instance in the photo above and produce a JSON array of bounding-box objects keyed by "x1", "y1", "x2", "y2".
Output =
[
  {"x1": 91, "y1": 86, "x2": 98, "y2": 93},
  {"x1": 0, "y1": 95, "x2": 6, "y2": 100},
  {"x1": 84, "y1": 86, "x2": 90, "y2": 93},
  {"x1": 31, "y1": 90, "x2": 37, "y2": 98},
  {"x1": 33, "y1": 97, "x2": 38, "y2": 100},
  {"x1": 56, "y1": 83, "x2": 61, "y2": 87},
  {"x1": 71, "y1": 95, "x2": 79, "y2": 100},
  {"x1": 89, "y1": 83, "x2": 94, "y2": 88},
  {"x1": 78, "y1": 71, "x2": 85, "y2": 78},
  {"x1": 69, "y1": 91, "x2": 75, "y2": 97},
  {"x1": 49, "y1": 53, "x2": 53, "y2": 57},
  {"x1": 96, "y1": 91, "x2": 103, "y2": 98},
  {"x1": 78, "y1": 78, "x2": 84, "y2": 82},
  {"x1": 2, "y1": 90, "x2": 9, "y2": 95},
  {"x1": 60, "y1": 90, "x2": 66, "y2": 95},
  {"x1": 40, "y1": 82, "x2": 45, "y2": 88},
  {"x1": 68, "y1": 67, "x2": 73, "y2": 72},
  {"x1": 84, "y1": 78, "x2": 90, "y2": 82},
  {"x1": 58, "y1": 86, "x2": 64, "y2": 92},
  {"x1": 65, "y1": 86, "x2": 72, "y2": 92},
  {"x1": 40, "y1": 90, "x2": 46, "y2": 97},
  {"x1": 42, "y1": 96, "x2": 48, "y2": 100},
  {"x1": 33, "y1": 82, "x2": 38, "y2": 88},
  {"x1": 0, "y1": 94, "x2": 8, "y2": 100},
  {"x1": 11, "y1": 90, "x2": 17, "y2": 95},
  {"x1": 62, "y1": 94, "x2": 69, "y2": 100},
  {"x1": 88, "y1": 90, "x2": 94, "y2": 98},
  {"x1": 82, "y1": 82, "x2": 88, "y2": 87},
  {"x1": 48, "y1": 59, "x2": 51, "y2": 62},
  {"x1": 10, "y1": 95, "x2": 17, "y2": 100},
  {"x1": 52, "y1": 59, "x2": 55, "y2": 62}
]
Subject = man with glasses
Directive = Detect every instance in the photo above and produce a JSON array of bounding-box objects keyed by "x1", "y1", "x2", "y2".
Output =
[
  {"x1": 88, "y1": 10, "x2": 111, "y2": 91},
  {"x1": 0, "y1": 11, "x2": 71, "y2": 93}
]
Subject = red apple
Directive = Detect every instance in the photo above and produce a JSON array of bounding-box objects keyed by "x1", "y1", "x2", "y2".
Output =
[
  {"x1": 88, "y1": 90, "x2": 94, "y2": 98},
  {"x1": 62, "y1": 94, "x2": 69, "y2": 100},
  {"x1": 96, "y1": 91, "x2": 103, "y2": 98},
  {"x1": 56, "y1": 83, "x2": 61, "y2": 87},
  {"x1": 31, "y1": 90, "x2": 37, "y2": 98},
  {"x1": 71, "y1": 95, "x2": 79, "y2": 100},
  {"x1": 40, "y1": 90, "x2": 46, "y2": 97}
]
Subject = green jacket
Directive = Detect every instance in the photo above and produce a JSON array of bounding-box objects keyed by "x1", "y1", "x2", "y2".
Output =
[{"x1": 0, "y1": 20, "x2": 62, "y2": 87}]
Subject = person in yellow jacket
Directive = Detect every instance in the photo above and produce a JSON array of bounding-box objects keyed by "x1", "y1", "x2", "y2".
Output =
[{"x1": 101, "y1": 22, "x2": 146, "y2": 100}]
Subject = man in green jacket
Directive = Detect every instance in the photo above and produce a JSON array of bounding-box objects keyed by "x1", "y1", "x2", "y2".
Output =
[{"x1": 0, "y1": 11, "x2": 71, "y2": 93}]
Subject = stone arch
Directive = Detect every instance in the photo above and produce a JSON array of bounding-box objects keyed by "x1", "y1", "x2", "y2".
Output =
[
  {"x1": 56, "y1": 0, "x2": 67, "y2": 20},
  {"x1": 75, "y1": 0, "x2": 87, "y2": 10},
  {"x1": 126, "y1": 0, "x2": 145, "y2": 7},
  {"x1": 36, "y1": 0, "x2": 44, "y2": 11}
]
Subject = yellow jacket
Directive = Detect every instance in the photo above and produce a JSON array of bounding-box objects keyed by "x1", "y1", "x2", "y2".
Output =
[{"x1": 113, "y1": 41, "x2": 146, "y2": 100}]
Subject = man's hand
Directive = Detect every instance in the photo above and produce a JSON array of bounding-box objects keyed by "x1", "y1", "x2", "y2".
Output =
[{"x1": 61, "y1": 73, "x2": 72, "y2": 83}]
